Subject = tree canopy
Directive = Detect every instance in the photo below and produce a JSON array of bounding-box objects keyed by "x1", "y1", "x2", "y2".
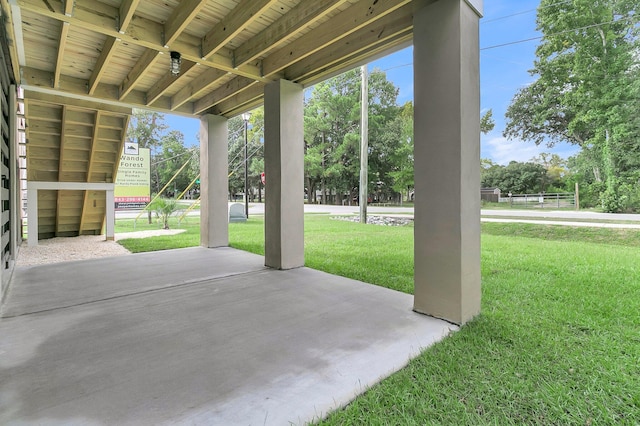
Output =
[
  {"x1": 504, "y1": 0, "x2": 640, "y2": 211},
  {"x1": 125, "y1": 66, "x2": 511, "y2": 207}
]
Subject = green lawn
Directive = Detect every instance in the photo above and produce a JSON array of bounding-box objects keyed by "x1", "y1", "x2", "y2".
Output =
[{"x1": 116, "y1": 216, "x2": 640, "y2": 424}]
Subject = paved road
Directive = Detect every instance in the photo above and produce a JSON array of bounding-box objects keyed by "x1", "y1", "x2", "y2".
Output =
[
  {"x1": 480, "y1": 208, "x2": 640, "y2": 222},
  {"x1": 116, "y1": 203, "x2": 640, "y2": 226}
]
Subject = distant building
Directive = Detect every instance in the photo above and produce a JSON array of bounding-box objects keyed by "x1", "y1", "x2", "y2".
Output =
[{"x1": 480, "y1": 187, "x2": 501, "y2": 203}]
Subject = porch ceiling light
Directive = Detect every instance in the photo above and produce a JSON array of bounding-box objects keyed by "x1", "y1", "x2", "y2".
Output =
[{"x1": 170, "y1": 51, "x2": 182, "y2": 76}]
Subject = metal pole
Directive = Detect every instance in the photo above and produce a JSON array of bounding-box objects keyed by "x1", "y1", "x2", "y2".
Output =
[
  {"x1": 359, "y1": 65, "x2": 368, "y2": 224},
  {"x1": 244, "y1": 117, "x2": 249, "y2": 219}
]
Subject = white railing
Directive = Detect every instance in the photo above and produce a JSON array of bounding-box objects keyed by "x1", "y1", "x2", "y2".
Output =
[{"x1": 498, "y1": 193, "x2": 575, "y2": 209}]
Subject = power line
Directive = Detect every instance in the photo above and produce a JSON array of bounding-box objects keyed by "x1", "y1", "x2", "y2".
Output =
[
  {"x1": 382, "y1": 63, "x2": 412, "y2": 72},
  {"x1": 481, "y1": 17, "x2": 638, "y2": 51},
  {"x1": 481, "y1": 0, "x2": 573, "y2": 24},
  {"x1": 379, "y1": 18, "x2": 638, "y2": 65},
  {"x1": 151, "y1": 147, "x2": 198, "y2": 166}
]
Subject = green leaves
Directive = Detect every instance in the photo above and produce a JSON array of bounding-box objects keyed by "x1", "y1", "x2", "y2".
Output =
[
  {"x1": 147, "y1": 197, "x2": 183, "y2": 229},
  {"x1": 504, "y1": 0, "x2": 640, "y2": 211},
  {"x1": 303, "y1": 68, "x2": 407, "y2": 203}
]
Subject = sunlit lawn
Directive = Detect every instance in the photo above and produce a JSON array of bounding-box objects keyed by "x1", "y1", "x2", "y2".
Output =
[{"x1": 116, "y1": 216, "x2": 640, "y2": 424}]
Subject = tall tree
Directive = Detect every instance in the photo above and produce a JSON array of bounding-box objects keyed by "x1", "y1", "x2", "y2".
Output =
[
  {"x1": 227, "y1": 116, "x2": 246, "y2": 200},
  {"x1": 481, "y1": 109, "x2": 495, "y2": 134},
  {"x1": 126, "y1": 110, "x2": 168, "y2": 150},
  {"x1": 125, "y1": 109, "x2": 169, "y2": 196},
  {"x1": 530, "y1": 152, "x2": 570, "y2": 191},
  {"x1": 385, "y1": 101, "x2": 414, "y2": 202},
  {"x1": 226, "y1": 110, "x2": 264, "y2": 202},
  {"x1": 504, "y1": 0, "x2": 639, "y2": 212},
  {"x1": 304, "y1": 68, "x2": 400, "y2": 204},
  {"x1": 155, "y1": 130, "x2": 195, "y2": 196},
  {"x1": 482, "y1": 161, "x2": 548, "y2": 194},
  {"x1": 246, "y1": 108, "x2": 265, "y2": 202}
]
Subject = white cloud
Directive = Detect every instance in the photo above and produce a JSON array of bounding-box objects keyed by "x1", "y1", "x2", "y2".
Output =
[
  {"x1": 481, "y1": 134, "x2": 581, "y2": 165},
  {"x1": 482, "y1": 135, "x2": 547, "y2": 165}
]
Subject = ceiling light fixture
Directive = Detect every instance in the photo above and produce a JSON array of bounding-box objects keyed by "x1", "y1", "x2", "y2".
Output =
[{"x1": 170, "y1": 51, "x2": 182, "y2": 76}]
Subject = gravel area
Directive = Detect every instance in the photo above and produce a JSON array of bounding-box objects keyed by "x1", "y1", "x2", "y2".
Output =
[
  {"x1": 331, "y1": 215, "x2": 413, "y2": 226},
  {"x1": 16, "y1": 229, "x2": 186, "y2": 267}
]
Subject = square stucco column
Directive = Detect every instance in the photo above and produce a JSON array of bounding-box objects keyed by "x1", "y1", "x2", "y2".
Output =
[
  {"x1": 27, "y1": 187, "x2": 38, "y2": 247},
  {"x1": 264, "y1": 80, "x2": 304, "y2": 269},
  {"x1": 200, "y1": 114, "x2": 229, "y2": 248},
  {"x1": 105, "y1": 189, "x2": 115, "y2": 241},
  {"x1": 413, "y1": 0, "x2": 482, "y2": 325}
]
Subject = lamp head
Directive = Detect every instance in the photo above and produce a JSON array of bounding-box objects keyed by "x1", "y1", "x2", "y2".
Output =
[{"x1": 169, "y1": 51, "x2": 181, "y2": 76}]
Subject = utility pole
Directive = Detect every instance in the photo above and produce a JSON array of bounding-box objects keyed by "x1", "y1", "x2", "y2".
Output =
[
  {"x1": 321, "y1": 132, "x2": 326, "y2": 205},
  {"x1": 360, "y1": 65, "x2": 368, "y2": 224}
]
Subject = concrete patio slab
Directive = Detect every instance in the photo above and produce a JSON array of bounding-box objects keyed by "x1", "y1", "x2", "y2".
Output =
[
  {"x1": 2, "y1": 247, "x2": 266, "y2": 318},
  {"x1": 0, "y1": 247, "x2": 456, "y2": 425}
]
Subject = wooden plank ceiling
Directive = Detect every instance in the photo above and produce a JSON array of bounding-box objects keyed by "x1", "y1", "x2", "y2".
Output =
[
  {"x1": 3, "y1": 0, "x2": 414, "y2": 117},
  {"x1": 1, "y1": 0, "x2": 415, "y2": 238}
]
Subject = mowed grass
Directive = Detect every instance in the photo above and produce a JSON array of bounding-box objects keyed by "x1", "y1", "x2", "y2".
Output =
[
  {"x1": 116, "y1": 215, "x2": 640, "y2": 424},
  {"x1": 115, "y1": 216, "x2": 200, "y2": 252}
]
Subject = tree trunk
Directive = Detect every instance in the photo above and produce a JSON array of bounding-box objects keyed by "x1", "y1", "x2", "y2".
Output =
[{"x1": 305, "y1": 176, "x2": 312, "y2": 204}]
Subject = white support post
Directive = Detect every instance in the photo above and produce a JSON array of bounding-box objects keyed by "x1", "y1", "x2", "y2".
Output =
[
  {"x1": 413, "y1": 0, "x2": 482, "y2": 325},
  {"x1": 105, "y1": 189, "x2": 115, "y2": 240},
  {"x1": 27, "y1": 187, "x2": 38, "y2": 247},
  {"x1": 200, "y1": 114, "x2": 229, "y2": 248},
  {"x1": 264, "y1": 79, "x2": 304, "y2": 270}
]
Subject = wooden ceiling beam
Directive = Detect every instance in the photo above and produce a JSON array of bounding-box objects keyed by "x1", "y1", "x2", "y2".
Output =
[
  {"x1": 112, "y1": 114, "x2": 130, "y2": 179},
  {"x1": 24, "y1": 77, "x2": 132, "y2": 115},
  {"x1": 209, "y1": 83, "x2": 264, "y2": 116},
  {"x1": 85, "y1": 110, "x2": 101, "y2": 184},
  {"x1": 54, "y1": 22, "x2": 70, "y2": 88},
  {"x1": 146, "y1": 60, "x2": 197, "y2": 106},
  {"x1": 233, "y1": 0, "x2": 348, "y2": 67},
  {"x1": 119, "y1": 0, "x2": 141, "y2": 33},
  {"x1": 200, "y1": 6, "x2": 412, "y2": 116},
  {"x1": 285, "y1": 5, "x2": 413, "y2": 82},
  {"x1": 262, "y1": 0, "x2": 410, "y2": 76},
  {"x1": 164, "y1": 0, "x2": 207, "y2": 48},
  {"x1": 89, "y1": 36, "x2": 120, "y2": 95},
  {"x1": 80, "y1": 109, "x2": 101, "y2": 231},
  {"x1": 63, "y1": 0, "x2": 74, "y2": 16},
  {"x1": 119, "y1": 49, "x2": 162, "y2": 100},
  {"x1": 23, "y1": 69, "x2": 196, "y2": 116},
  {"x1": 201, "y1": 0, "x2": 278, "y2": 60},
  {"x1": 17, "y1": 0, "x2": 265, "y2": 82},
  {"x1": 90, "y1": 0, "x2": 138, "y2": 94},
  {"x1": 301, "y1": 32, "x2": 412, "y2": 87},
  {"x1": 193, "y1": 76, "x2": 256, "y2": 115},
  {"x1": 1, "y1": 0, "x2": 21, "y2": 81},
  {"x1": 170, "y1": 67, "x2": 228, "y2": 111}
]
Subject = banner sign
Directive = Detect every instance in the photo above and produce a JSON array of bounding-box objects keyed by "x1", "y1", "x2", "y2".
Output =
[{"x1": 115, "y1": 147, "x2": 150, "y2": 209}]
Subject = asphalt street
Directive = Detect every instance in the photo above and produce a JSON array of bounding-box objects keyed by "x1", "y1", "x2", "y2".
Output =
[{"x1": 117, "y1": 203, "x2": 640, "y2": 227}]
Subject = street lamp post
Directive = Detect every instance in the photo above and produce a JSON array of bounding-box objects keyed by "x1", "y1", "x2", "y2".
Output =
[{"x1": 241, "y1": 112, "x2": 251, "y2": 219}]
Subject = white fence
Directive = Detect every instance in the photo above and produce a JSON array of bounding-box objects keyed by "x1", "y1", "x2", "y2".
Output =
[{"x1": 498, "y1": 192, "x2": 575, "y2": 209}]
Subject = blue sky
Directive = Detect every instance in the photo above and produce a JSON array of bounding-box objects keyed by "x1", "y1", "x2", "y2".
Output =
[{"x1": 165, "y1": 1, "x2": 580, "y2": 165}]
